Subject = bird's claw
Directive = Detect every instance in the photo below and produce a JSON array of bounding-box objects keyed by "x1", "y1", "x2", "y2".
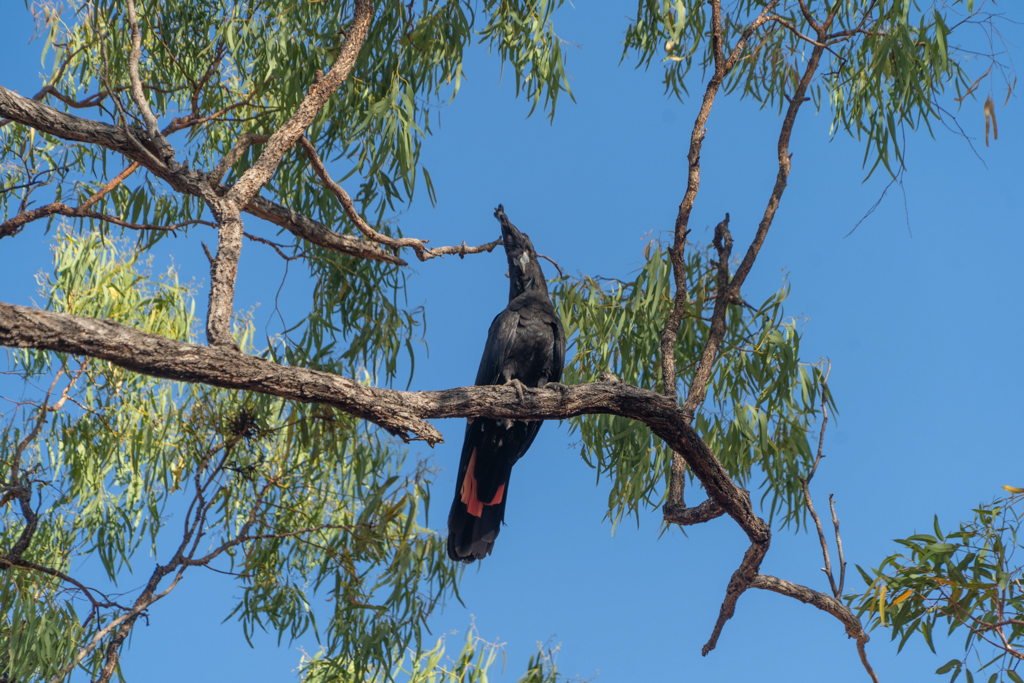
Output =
[{"x1": 505, "y1": 378, "x2": 528, "y2": 405}]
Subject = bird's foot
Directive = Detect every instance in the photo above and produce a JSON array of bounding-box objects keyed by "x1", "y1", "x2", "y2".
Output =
[
  {"x1": 543, "y1": 381, "x2": 570, "y2": 394},
  {"x1": 505, "y1": 378, "x2": 529, "y2": 405}
]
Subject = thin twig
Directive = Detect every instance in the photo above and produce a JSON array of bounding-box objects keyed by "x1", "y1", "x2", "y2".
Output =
[
  {"x1": 537, "y1": 253, "x2": 563, "y2": 278},
  {"x1": 79, "y1": 161, "x2": 141, "y2": 211},
  {"x1": 830, "y1": 494, "x2": 846, "y2": 595},
  {"x1": 0, "y1": 201, "x2": 210, "y2": 238},
  {"x1": 298, "y1": 136, "x2": 501, "y2": 262},
  {"x1": 799, "y1": 361, "x2": 837, "y2": 596}
]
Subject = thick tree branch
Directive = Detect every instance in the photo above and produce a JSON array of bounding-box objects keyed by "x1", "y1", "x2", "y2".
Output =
[
  {"x1": 0, "y1": 85, "x2": 406, "y2": 264},
  {"x1": 663, "y1": 496, "x2": 726, "y2": 525},
  {"x1": 0, "y1": 84, "x2": 145, "y2": 159},
  {"x1": 225, "y1": 0, "x2": 373, "y2": 208},
  {"x1": 210, "y1": 133, "x2": 269, "y2": 185},
  {"x1": 664, "y1": 8, "x2": 831, "y2": 652},
  {"x1": 703, "y1": 540, "x2": 770, "y2": 655},
  {"x1": 750, "y1": 574, "x2": 867, "y2": 641},
  {"x1": 204, "y1": 201, "x2": 246, "y2": 347},
  {"x1": 0, "y1": 301, "x2": 769, "y2": 544}
]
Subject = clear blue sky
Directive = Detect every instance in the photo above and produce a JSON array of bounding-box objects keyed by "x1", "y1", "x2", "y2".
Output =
[{"x1": 2, "y1": 5, "x2": 1022, "y2": 682}]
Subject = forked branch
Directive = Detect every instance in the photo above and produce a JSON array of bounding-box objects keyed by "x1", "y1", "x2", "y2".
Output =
[
  {"x1": 748, "y1": 364, "x2": 876, "y2": 681},
  {"x1": 662, "y1": 0, "x2": 781, "y2": 515},
  {"x1": 660, "y1": 1, "x2": 866, "y2": 664},
  {"x1": 299, "y1": 136, "x2": 502, "y2": 262}
]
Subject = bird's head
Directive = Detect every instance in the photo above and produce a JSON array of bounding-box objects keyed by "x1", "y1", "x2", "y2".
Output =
[{"x1": 494, "y1": 204, "x2": 548, "y2": 298}]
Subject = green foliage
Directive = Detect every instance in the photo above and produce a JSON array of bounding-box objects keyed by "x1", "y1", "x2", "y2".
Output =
[
  {"x1": 1, "y1": 1, "x2": 1011, "y2": 680},
  {"x1": 0, "y1": 1, "x2": 577, "y2": 678},
  {"x1": 826, "y1": 3, "x2": 970, "y2": 177},
  {"x1": 554, "y1": 243, "x2": 832, "y2": 527},
  {"x1": 298, "y1": 628, "x2": 572, "y2": 683},
  {"x1": 292, "y1": 245, "x2": 426, "y2": 386},
  {"x1": 0, "y1": 0, "x2": 575, "y2": 383},
  {"x1": 623, "y1": 0, "x2": 708, "y2": 97},
  {"x1": 1, "y1": 234, "x2": 457, "y2": 681},
  {"x1": 477, "y1": 0, "x2": 574, "y2": 120},
  {"x1": 0, "y1": 560, "x2": 84, "y2": 683},
  {"x1": 622, "y1": 0, "x2": 1001, "y2": 177},
  {"x1": 852, "y1": 492, "x2": 1024, "y2": 683},
  {"x1": 4, "y1": 0, "x2": 570, "y2": 224},
  {"x1": 302, "y1": 628, "x2": 496, "y2": 683}
]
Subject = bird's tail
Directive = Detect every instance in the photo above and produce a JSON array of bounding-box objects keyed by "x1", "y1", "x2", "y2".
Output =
[
  {"x1": 446, "y1": 499, "x2": 504, "y2": 563},
  {"x1": 447, "y1": 444, "x2": 511, "y2": 562}
]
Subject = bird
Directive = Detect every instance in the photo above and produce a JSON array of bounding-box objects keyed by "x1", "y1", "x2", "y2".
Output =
[{"x1": 446, "y1": 204, "x2": 566, "y2": 563}]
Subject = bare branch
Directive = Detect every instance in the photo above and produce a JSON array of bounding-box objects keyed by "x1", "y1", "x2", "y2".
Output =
[
  {"x1": 662, "y1": 2, "x2": 781, "y2": 514},
  {"x1": 801, "y1": 468, "x2": 838, "y2": 597},
  {"x1": 203, "y1": 203, "x2": 246, "y2": 348},
  {"x1": 298, "y1": 136, "x2": 501, "y2": 262},
  {"x1": 830, "y1": 494, "x2": 847, "y2": 595},
  {"x1": 857, "y1": 641, "x2": 880, "y2": 683},
  {"x1": 0, "y1": 557, "x2": 118, "y2": 613},
  {"x1": 730, "y1": 41, "x2": 826, "y2": 292},
  {"x1": 702, "y1": 539, "x2": 770, "y2": 655},
  {"x1": 800, "y1": 361, "x2": 838, "y2": 596},
  {"x1": 796, "y1": 0, "x2": 822, "y2": 34},
  {"x1": 768, "y1": 15, "x2": 827, "y2": 47},
  {"x1": 241, "y1": 191, "x2": 407, "y2": 265},
  {"x1": 682, "y1": 214, "x2": 733, "y2": 416},
  {"x1": 79, "y1": 161, "x2": 141, "y2": 211},
  {"x1": 202, "y1": 0, "x2": 374, "y2": 346},
  {"x1": 2, "y1": 367, "x2": 80, "y2": 565},
  {"x1": 537, "y1": 253, "x2": 563, "y2": 278},
  {"x1": 750, "y1": 574, "x2": 866, "y2": 640},
  {"x1": 663, "y1": 497, "x2": 726, "y2": 526},
  {"x1": 710, "y1": 0, "x2": 726, "y2": 70},
  {"x1": 751, "y1": 575, "x2": 878, "y2": 682}
]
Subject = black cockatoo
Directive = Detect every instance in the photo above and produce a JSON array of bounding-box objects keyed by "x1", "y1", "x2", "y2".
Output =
[{"x1": 446, "y1": 205, "x2": 566, "y2": 563}]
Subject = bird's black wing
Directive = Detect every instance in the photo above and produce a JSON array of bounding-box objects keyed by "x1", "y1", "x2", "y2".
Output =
[
  {"x1": 474, "y1": 307, "x2": 520, "y2": 387},
  {"x1": 550, "y1": 314, "x2": 566, "y2": 383}
]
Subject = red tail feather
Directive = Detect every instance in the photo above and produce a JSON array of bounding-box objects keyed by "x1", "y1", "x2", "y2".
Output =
[{"x1": 460, "y1": 447, "x2": 505, "y2": 517}]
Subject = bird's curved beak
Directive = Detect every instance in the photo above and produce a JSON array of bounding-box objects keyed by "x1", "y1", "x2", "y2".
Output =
[{"x1": 494, "y1": 204, "x2": 528, "y2": 255}]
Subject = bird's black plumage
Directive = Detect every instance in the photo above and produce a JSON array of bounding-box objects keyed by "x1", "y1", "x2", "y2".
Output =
[{"x1": 446, "y1": 205, "x2": 566, "y2": 563}]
